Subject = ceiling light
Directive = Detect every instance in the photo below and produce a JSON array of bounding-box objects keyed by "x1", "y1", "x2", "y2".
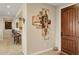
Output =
[{"x1": 7, "y1": 5, "x2": 11, "y2": 8}]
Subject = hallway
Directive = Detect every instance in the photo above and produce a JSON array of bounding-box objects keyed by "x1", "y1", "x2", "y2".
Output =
[
  {"x1": 0, "y1": 3, "x2": 27, "y2": 55},
  {"x1": 0, "y1": 39, "x2": 22, "y2": 55}
]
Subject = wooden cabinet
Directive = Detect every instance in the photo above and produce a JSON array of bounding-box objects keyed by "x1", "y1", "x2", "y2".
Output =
[{"x1": 61, "y1": 5, "x2": 79, "y2": 55}]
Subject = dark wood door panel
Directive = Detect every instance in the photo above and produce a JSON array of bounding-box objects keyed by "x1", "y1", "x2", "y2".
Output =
[
  {"x1": 61, "y1": 37, "x2": 76, "y2": 54},
  {"x1": 61, "y1": 6, "x2": 78, "y2": 55},
  {"x1": 76, "y1": 8, "x2": 79, "y2": 37},
  {"x1": 62, "y1": 8, "x2": 76, "y2": 36}
]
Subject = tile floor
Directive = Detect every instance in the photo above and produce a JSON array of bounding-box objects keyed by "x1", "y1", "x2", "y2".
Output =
[
  {"x1": 39, "y1": 50, "x2": 67, "y2": 55},
  {"x1": 0, "y1": 35, "x2": 22, "y2": 55}
]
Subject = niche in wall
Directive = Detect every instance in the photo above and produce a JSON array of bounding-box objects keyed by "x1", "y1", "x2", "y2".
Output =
[
  {"x1": 18, "y1": 17, "x2": 23, "y2": 30},
  {"x1": 16, "y1": 22, "x2": 18, "y2": 28},
  {"x1": 16, "y1": 17, "x2": 25, "y2": 30}
]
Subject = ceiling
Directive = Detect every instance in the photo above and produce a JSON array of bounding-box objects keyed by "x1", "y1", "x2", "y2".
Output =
[
  {"x1": 0, "y1": 3, "x2": 23, "y2": 18},
  {"x1": 0, "y1": 3, "x2": 75, "y2": 18},
  {"x1": 50, "y1": 3, "x2": 73, "y2": 7}
]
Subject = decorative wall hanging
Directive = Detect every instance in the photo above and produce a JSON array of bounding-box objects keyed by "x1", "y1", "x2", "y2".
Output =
[
  {"x1": 5, "y1": 22, "x2": 12, "y2": 29},
  {"x1": 32, "y1": 8, "x2": 51, "y2": 40}
]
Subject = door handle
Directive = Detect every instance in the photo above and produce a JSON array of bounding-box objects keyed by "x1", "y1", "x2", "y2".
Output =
[{"x1": 61, "y1": 32, "x2": 63, "y2": 36}]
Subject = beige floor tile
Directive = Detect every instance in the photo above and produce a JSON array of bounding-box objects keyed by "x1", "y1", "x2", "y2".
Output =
[{"x1": 0, "y1": 36, "x2": 22, "y2": 55}]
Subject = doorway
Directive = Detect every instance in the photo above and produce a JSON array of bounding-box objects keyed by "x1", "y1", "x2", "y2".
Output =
[{"x1": 61, "y1": 4, "x2": 79, "y2": 55}]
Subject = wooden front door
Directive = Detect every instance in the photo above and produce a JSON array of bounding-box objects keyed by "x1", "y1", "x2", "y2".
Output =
[{"x1": 61, "y1": 6, "x2": 78, "y2": 54}]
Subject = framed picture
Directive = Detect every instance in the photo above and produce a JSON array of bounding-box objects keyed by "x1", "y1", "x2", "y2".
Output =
[{"x1": 5, "y1": 22, "x2": 12, "y2": 29}]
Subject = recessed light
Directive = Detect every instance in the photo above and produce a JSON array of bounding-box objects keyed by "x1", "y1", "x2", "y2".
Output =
[{"x1": 7, "y1": 5, "x2": 11, "y2": 8}]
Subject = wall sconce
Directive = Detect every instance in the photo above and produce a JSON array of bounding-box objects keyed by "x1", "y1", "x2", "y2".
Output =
[{"x1": 32, "y1": 8, "x2": 51, "y2": 40}]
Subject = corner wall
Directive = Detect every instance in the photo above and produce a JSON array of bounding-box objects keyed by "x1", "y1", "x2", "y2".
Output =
[
  {"x1": 21, "y1": 4, "x2": 27, "y2": 54},
  {"x1": 12, "y1": 4, "x2": 27, "y2": 54}
]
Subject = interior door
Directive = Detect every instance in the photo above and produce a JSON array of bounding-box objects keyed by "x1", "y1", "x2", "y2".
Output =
[{"x1": 61, "y1": 7, "x2": 77, "y2": 54}]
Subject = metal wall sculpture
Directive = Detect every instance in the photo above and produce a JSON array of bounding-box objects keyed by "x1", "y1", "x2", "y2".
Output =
[{"x1": 32, "y1": 8, "x2": 51, "y2": 40}]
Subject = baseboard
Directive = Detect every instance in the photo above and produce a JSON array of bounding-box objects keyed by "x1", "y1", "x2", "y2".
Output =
[{"x1": 31, "y1": 48, "x2": 53, "y2": 55}]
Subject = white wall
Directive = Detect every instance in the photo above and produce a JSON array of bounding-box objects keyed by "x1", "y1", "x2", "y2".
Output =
[
  {"x1": 0, "y1": 19, "x2": 4, "y2": 40},
  {"x1": 21, "y1": 4, "x2": 27, "y2": 54},
  {"x1": 12, "y1": 18, "x2": 20, "y2": 31},
  {"x1": 27, "y1": 3, "x2": 56, "y2": 54},
  {"x1": 3, "y1": 18, "x2": 13, "y2": 39},
  {"x1": 54, "y1": 7, "x2": 61, "y2": 51},
  {"x1": 0, "y1": 17, "x2": 13, "y2": 40}
]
